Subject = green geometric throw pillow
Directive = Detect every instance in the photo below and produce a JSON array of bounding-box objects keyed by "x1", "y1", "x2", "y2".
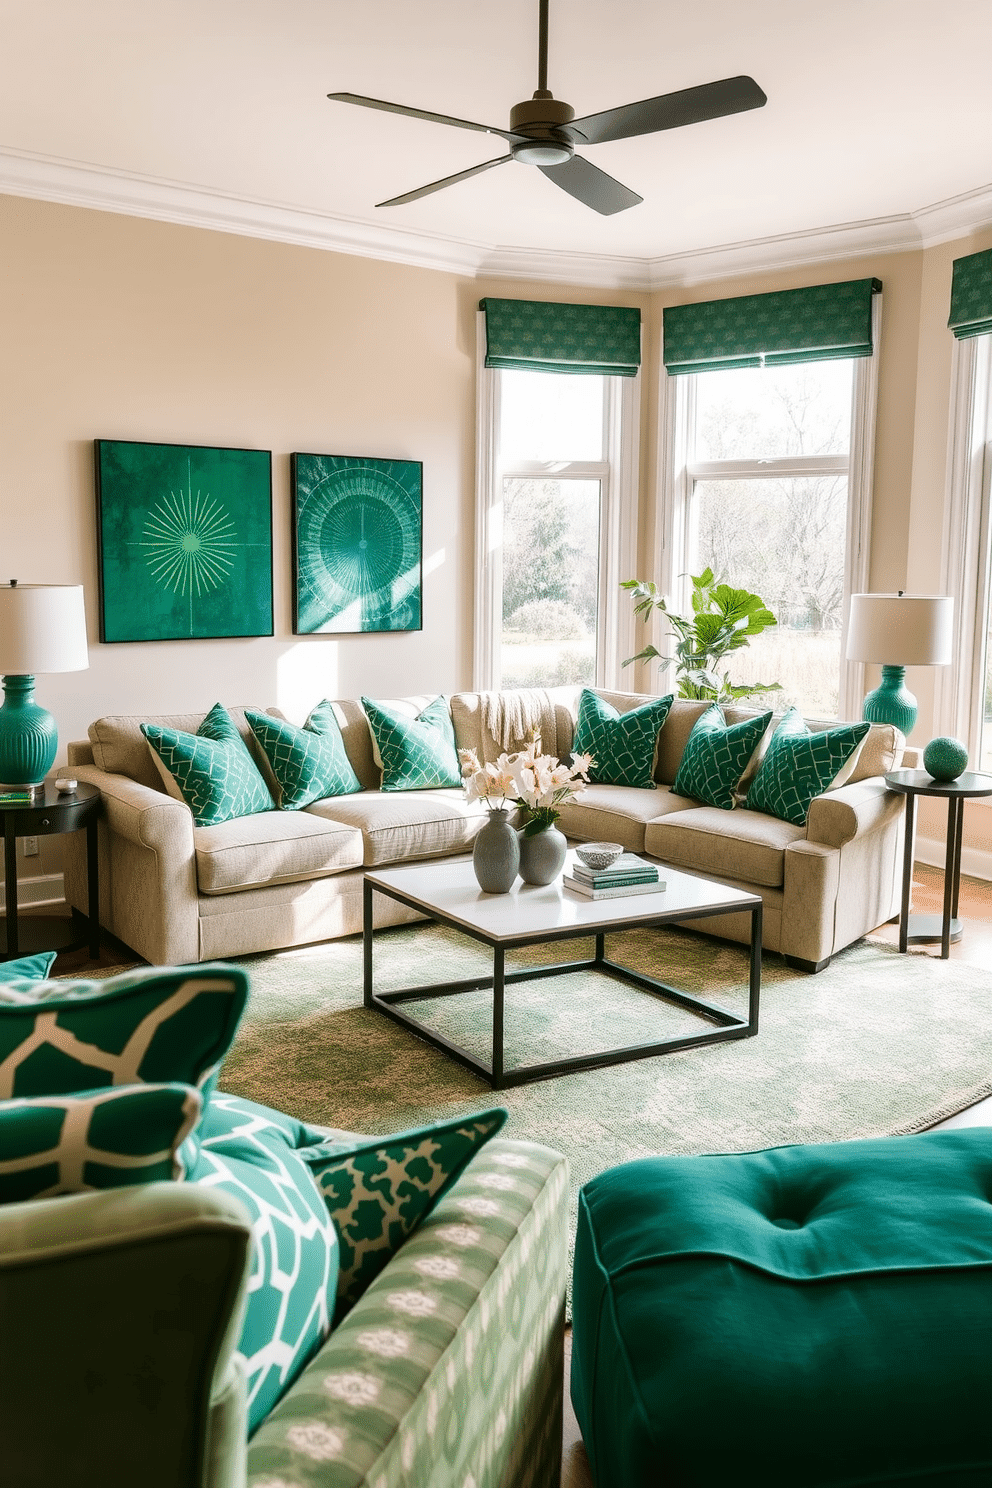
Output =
[
  {"x1": 746, "y1": 709, "x2": 871, "y2": 825},
  {"x1": 245, "y1": 704, "x2": 362, "y2": 809},
  {"x1": 0, "y1": 1082, "x2": 202, "y2": 1205},
  {"x1": 142, "y1": 702, "x2": 274, "y2": 827},
  {"x1": 361, "y1": 695, "x2": 462, "y2": 791},
  {"x1": 307, "y1": 1106, "x2": 507, "y2": 1317},
  {"x1": 672, "y1": 705, "x2": 773, "y2": 810},
  {"x1": 188, "y1": 1092, "x2": 340, "y2": 1432},
  {"x1": 572, "y1": 689, "x2": 674, "y2": 788}
]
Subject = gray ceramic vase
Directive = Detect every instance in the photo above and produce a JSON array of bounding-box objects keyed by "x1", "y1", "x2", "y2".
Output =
[
  {"x1": 517, "y1": 822, "x2": 568, "y2": 885},
  {"x1": 472, "y1": 808, "x2": 520, "y2": 893}
]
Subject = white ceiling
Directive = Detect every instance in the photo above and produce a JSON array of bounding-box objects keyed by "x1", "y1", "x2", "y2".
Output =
[{"x1": 2, "y1": 0, "x2": 992, "y2": 287}]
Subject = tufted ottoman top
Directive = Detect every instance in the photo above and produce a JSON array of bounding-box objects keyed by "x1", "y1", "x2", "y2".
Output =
[{"x1": 571, "y1": 1129, "x2": 992, "y2": 1488}]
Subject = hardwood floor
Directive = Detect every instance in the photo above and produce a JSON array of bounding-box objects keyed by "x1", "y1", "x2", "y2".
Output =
[{"x1": 28, "y1": 869, "x2": 992, "y2": 1488}]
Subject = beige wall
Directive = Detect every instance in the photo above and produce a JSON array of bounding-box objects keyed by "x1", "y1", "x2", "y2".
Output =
[{"x1": 1, "y1": 190, "x2": 989, "y2": 879}]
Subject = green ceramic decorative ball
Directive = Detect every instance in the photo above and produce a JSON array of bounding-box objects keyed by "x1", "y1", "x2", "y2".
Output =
[{"x1": 923, "y1": 736, "x2": 969, "y2": 781}]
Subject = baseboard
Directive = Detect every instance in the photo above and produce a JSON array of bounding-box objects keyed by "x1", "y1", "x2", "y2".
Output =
[
  {"x1": 0, "y1": 873, "x2": 65, "y2": 913},
  {"x1": 916, "y1": 837, "x2": 992, "y2": 884}
]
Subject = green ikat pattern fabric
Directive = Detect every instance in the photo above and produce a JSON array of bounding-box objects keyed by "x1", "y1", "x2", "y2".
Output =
[
  {"x1": 746, "y1": 709, "x2": 871, "y2": 825},
  {"x1": 189, "y1": 1092, "x2": 340, "y2": 1433},
  {"x1": 672, "y1": 705, "x2": 773, "y2": 810},
  {"x1": 308, "y1": 1108, "x2": 508, "y2": 1316},
  {"x1": 948, "y1": 247, "x2": 992, "y2": 340},
  {"x1": 247, "y1": 1137, "x2": 568, "y2": 1488},
  {"x1": 0, "y1": 1081, "x2": 202, "y2": 1204},
  {"x1": 246, "y1": 705, "x2": 361, "y2": 810},
  {"x1": 663, "y1": 277, "x2": 881, "y2": 375},
  {"x1": 361, "y1": 695, "x2": 462, "y2": 791},
  {"x1": 572, "y1": 689, "x2": 673, "y2": 788},
  {"x1": 142, "y1": 702, "x2": 274, "y2": 826},
  {"x1": 480, "y1": 297, "x2": 641, "y2": 377}
]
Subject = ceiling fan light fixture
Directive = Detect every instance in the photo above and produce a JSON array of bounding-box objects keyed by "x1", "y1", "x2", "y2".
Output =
[{"x1": 511, "y1": 137, "x2": 574, "y2": 166}]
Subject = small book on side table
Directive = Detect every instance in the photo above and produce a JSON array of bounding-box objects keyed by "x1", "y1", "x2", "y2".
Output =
[{"x1": 564, "y1": 874, "x2": 667, "y2": 900}]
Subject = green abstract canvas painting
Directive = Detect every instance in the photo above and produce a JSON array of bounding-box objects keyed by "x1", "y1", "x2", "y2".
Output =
[
  {"x1": 292, "y1": 452, "x2": 423, "y2": 634},
  {"x1": 95, "y1": 440, "x2": 273, "y2": 642}
]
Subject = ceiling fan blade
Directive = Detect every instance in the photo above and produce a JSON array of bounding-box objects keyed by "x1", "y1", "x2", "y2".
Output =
[
  {"x1": 328, "y1": 92, "x2": 525, "y2": 143},
  {"x1": 377, "y1": 154, "x2": 514, "y2": 208},
  {"x1": 570, "y1": 75, "x2": 767, "y2": 146},
  {"x1": 539, "y1": 155, "x2": 642, "y2": 215}
]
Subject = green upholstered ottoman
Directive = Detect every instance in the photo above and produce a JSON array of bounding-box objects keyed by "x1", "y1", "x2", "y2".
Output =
[{"x1": 571, "y1": 1130, "x2": 992, "y2": 1488}]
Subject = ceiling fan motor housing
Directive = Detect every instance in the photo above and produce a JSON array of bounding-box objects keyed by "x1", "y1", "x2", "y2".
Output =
[{"x1": 509, "y1": 91, "x2": 575, "y2": 165}]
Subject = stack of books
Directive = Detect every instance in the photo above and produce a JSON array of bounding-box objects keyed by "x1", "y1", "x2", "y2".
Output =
[
  {"x1": 564, "y1": 852, "x2": 666, "y2": 900},
  {"x1": 0, "y1": 789, "x2": 34, "y2": 806}
]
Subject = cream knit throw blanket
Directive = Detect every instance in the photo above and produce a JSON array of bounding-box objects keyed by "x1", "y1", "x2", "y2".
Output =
[{"x1": 480, "y1": 689, "x2": 556, "y2": 755}]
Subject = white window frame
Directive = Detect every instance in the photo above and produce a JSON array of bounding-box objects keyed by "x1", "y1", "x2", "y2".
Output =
[
  {"x1": 652, "y1": 295, "x2": 882, "y2": 721},
  {"x1": 473, "y1": 309, "x2": 640, "y2": 692},
  {"x1": 936, "y1": 331, "x2": 992, "y2": 760}
]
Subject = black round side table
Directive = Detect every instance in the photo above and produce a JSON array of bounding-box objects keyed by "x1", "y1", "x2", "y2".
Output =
[
  {"x1": 884, "y1": 768, "x2": 992, "y2": 959},
  {"x1": 0, "y1": 782, "x2": 101, "y2": 961}
]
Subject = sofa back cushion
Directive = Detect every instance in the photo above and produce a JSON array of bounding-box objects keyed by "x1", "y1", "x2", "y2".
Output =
[{"x1": 89, "y1": 706, "x2": 279, "y2": 792}]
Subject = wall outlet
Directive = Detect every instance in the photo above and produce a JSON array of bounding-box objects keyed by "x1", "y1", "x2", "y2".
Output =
[{"x1": 22, "y1": 837, "x2": 38, "y2": 857}]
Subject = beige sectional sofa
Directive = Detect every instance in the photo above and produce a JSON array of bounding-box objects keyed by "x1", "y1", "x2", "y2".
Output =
[{"x1": 64, "y1": 687, "x2": 913, "y2": 973}]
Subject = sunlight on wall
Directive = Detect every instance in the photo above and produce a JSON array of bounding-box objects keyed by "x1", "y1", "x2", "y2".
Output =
[
  {"x1": 424, "y1": 548, "x2": 446, "y2": 578},
  {"x1": 276, "y1": 641, "x2": 340, "y2": 722}
]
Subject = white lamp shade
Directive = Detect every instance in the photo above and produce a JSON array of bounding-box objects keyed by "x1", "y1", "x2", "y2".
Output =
[
  {"x1": 846, "y1": 593, "x2": 954, "y2": 667},
  {"x1": 0, "y1": 584, "x2": 89, "y2": 674}
]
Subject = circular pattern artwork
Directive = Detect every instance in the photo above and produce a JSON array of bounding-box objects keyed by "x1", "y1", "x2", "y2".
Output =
[
  {"x1": 923, "y1": 736, "x2": 969, "y2": 781},
  {"x1": 293, "y1": 454, "x2": 423, "y2": 634}
]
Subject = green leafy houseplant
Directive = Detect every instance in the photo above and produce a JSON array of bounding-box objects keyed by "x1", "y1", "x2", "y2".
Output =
[{"x1": 622, "y1": 569, "x2": 782, "y2": 703}]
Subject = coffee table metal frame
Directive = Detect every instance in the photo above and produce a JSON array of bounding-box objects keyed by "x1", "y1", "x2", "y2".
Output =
[{"x1": 363, "y1": 858, "x2": 762, "y2": 1091}]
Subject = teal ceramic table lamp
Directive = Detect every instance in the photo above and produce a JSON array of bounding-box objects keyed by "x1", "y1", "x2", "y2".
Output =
[
  {"x1": 0, "y1": 582, "x2": 89, "y2": 794},
  {"x1": 846, "y1": 592, "x2": 953, "y2": 735}
]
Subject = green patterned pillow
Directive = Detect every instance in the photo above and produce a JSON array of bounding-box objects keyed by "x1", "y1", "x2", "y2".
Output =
[
  {"x1": 245, "y1": 704, "x2": 362, "y2": 810},
  {"x1": 672, "y1": 705, "x2": 773, "y2": 810},
  {"x1": 361, "y1": 695, "x2": 462, "y2": 791},
  {"x1": 0, "y1": 951, "x2": 56, "y2": 983},
  {"x1": 307, "y1": 1107, "x2": 507, "y2": 1316},
  {"x1": 746, "y1": 709, "x2": 871, "y2": 825},
  {"x1": 572, "y1": 689, "x2": 674, "y2": 788},
  {"x1": 142, "y1": 702, "x2": 274, "y2": 827},
  {"x1": 189, "y1": 1092, "x2": 339, "y2": 1432},
  {"x1": 0, "y1": 1082, "x2": 202, "y2": 1204}
]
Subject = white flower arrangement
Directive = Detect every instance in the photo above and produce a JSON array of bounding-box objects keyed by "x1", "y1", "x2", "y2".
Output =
[{"x1": 459, "y1": 732, "x2": 592, "y2": 834}]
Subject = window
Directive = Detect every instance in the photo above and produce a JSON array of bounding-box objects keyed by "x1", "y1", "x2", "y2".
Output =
[
  {"x1": 658, "y1": 285, "x2": 880, "y2": 720},
  {"x1": 475, "y1": 318, "x2": 639, "y2": 692}
]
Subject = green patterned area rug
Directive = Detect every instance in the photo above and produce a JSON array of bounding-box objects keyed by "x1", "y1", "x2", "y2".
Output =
[{"x1": 221, "y1": 925, "x2": 992, "y2": 1202}]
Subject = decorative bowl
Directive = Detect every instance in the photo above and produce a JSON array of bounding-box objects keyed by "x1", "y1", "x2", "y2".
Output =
[{"x1": 575, "y1": 841, "x2": 624, "y2": 870}]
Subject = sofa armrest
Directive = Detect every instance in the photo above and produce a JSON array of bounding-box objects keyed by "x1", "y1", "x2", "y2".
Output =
[
  {"x1": 248, "y1": 1138, "x2": 569, "y2": 1488},
  {"x1": 805, "y1": 776, "x2": 905, "y2": 849},
  {"x1": 70, "y1": 762, "x2": 195, "y2": 854},
  {"x1": 0, "y1": 1184, "x2": 251, "y2": 1488}
]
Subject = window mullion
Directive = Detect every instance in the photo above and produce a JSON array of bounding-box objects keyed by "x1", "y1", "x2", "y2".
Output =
[{"x1": 687, "y1": 455, "x2": 849, "y2": 481}]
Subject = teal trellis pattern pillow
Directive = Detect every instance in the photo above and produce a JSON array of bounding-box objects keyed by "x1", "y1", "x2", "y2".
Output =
[
  {"x1": 746, "y1": 709, "x2": 872, "y2": 825},
  {"x1": 0, "y1": 963, "x2": 249, "y2": 1168},
  {"x1": 189, "y1": 1092, "x2": 340, "y2": 1432},
  {"x1": 307, "y1": 1107, "x2": 508, "y2": 1316},
  {"x1": 0, "y1": 951, "x2": 56, "y2": 984},
  {"x1": 142, "y1": 702, "x2": 274, "y2": 827},
  {"x1": 361, "y1": 695, "x2": 462, "y2": 791},
  {"x1": 672, "y1": 705, "x2": 774, "y2": 810},
  {"x1": 245, "y1": 704, "x2": 362, "y2": 810},
  {"x1": 572, "y1": 689, "x2": 674, "y2": 788},
  {"x1": 0, "y1": 1082, "x2": 202, "y2": 1205}
]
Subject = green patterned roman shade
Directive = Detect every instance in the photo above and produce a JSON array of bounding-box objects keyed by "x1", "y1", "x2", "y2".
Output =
[
  {"x1": 663, "y1": 277, "x2": 882, "y2": 376},
  {"x1": 480, "y1": 297, "x2": 641, "y2": 377},
  {"x1": 948, "y1": 249, "x2": 992, "y2": 340}
]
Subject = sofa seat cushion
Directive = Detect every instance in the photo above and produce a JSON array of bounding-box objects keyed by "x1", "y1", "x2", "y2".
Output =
[
  {"x1": 645, "y1": 806, "x2": 804, "y2": 888},
  {"x1": 194, "y1": 811, "x2": 364, "y2": 895},
  {"x1": 306, "y1": 788, "x2": 484, "y2": 866},
  {"x1": 571, "y1": 1131, "x2": 992, "y2": 1488},
  {"x1": 556, "y1": 785, "x2": 698, "y2": 854}
]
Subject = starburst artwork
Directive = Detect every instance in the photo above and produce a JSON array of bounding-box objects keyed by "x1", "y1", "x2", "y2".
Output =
[
  {"x1": 292, "y1": 453, "x2": 422, "y2": 634},
  {"x1": 95, "y1": 440, "x2": 273, "y2": 642}
]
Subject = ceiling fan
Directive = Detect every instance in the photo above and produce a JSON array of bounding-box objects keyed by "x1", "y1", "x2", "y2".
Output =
[{"x1": 328, "y1": 0, "x2": 766, "y2": 216}]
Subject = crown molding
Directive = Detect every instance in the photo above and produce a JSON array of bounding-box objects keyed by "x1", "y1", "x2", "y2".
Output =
[{"x1": 3, "y1": 145, "x2": 992, "y2": 293}]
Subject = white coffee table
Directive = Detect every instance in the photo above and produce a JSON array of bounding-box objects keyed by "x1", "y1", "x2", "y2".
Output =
[{"x1": 363, "y1": 852, "x2": 762, "y2": 1090}]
